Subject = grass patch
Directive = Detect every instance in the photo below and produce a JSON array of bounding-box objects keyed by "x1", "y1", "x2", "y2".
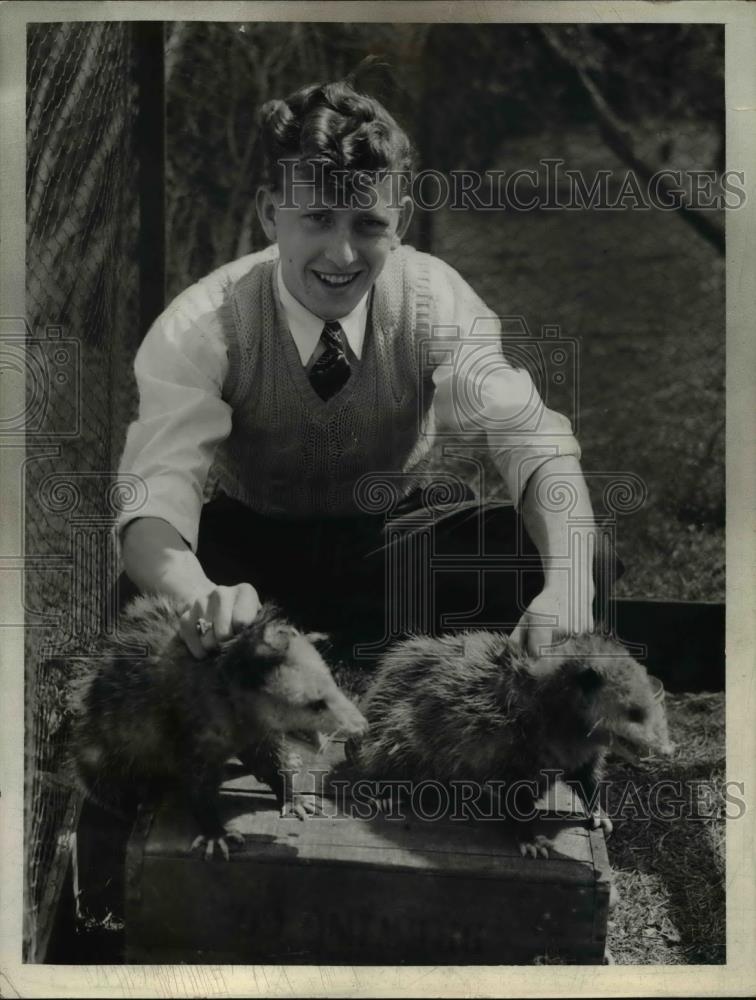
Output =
[
  {"x1": 604, "y1": 691, "x2": 725, "y2": 964},
  {"x1": 428, "y1": 126, "x2": 725, "y2": 602}
]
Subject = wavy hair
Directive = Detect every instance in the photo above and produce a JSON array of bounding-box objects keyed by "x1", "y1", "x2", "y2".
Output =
[{"x1": 257, "y1": 63, "x2": 416, "y2": 192}]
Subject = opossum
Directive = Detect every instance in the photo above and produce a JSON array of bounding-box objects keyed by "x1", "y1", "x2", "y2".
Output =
[
  {"x1": 71, "y1": 595, "x2": 367, "y2": 858},
  {"x1": 347, "y1": 630, "x2": 673, "y2": 857}
]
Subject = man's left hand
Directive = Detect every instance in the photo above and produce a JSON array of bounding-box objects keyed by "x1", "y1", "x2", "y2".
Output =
[{"x1": 509, "y1": 586, "x2": 594, "y2": 658}]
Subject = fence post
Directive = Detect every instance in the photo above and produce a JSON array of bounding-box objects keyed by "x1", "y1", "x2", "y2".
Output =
[{"x1": 134, "y1": 21, "x2": 166, "y2": 336}]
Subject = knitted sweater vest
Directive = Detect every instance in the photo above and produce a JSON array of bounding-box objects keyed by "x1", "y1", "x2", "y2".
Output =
[{"x1": 210, "y1": 244, "x2": 437, "y2": 518}]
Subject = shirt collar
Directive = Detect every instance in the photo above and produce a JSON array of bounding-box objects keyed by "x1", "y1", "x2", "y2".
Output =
[{"x1": 275, "y1": 261, "x2": 369, "y2": 364}]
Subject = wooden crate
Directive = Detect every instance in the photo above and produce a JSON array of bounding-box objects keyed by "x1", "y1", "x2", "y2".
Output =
[{"x1": 124, "y1": 741, "x2": 611, "y2": 965}]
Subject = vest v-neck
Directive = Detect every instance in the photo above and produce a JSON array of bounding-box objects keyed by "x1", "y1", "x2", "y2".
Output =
[
  {"x1": 219, "y1": 244, "x2": 436, "y2": 519},
  {"x1": 274, "y1": 288, "x2": 373, "y2": 416}
]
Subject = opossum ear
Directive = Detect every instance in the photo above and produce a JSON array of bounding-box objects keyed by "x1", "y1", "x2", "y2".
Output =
[
  {"x1": 262, "y1": 623, "x2": 292, "y2": 653},
  {"x1": 231, "y1": 623, "x2": 292, "y2": 670},
  {"x1": 572, "y1": 662, "x2": 603, "y2": 694},
  {"x1": 305, "y1": 631, "x2": 330, "y2": 647}
]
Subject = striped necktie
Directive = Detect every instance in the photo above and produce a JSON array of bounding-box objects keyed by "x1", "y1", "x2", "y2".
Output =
[{"x1": 309, "y1": 320, "x2": 351, "y2": 401}]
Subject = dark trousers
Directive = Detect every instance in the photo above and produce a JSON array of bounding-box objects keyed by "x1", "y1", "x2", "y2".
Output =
[{"x1": 118, "y1": 491, "x2": 623, "y2": 663}]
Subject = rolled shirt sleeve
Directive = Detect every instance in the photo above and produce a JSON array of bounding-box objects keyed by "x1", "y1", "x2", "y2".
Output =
[
  {"x1": 428, "y1": 259, "x2": 581, "y2": 508},
  {"x1": 116, "y1": 300, "x2": 231, "y2": 552}
]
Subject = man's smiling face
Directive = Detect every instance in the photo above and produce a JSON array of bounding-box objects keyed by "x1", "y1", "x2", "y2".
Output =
[{"x1": 256, "y1": 164, "x2": 413, "y2": 320}]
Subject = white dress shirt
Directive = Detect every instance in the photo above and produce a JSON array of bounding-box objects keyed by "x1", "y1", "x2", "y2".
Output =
[
  {"x1": 117, "y1": 245, "x2": 580, "y2": 550},
  {"x1": 275, "y1": 262, "x2": 368, "y2": 367}
]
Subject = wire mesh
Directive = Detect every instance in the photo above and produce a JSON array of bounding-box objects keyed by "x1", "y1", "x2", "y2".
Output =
[{"x1": 24, "y1": 20, "x2": 140, "y2": 960}]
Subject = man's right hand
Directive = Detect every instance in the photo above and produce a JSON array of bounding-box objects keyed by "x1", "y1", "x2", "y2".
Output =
[
  {"x1": 178, "y1": 582, "x2": 261, "y2": 659},
  {"x1": 121, "y1": 518, "x2": 262, "y2": 660}
]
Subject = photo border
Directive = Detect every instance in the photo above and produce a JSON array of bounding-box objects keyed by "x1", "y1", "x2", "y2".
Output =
[{"x1": 1, "y1": 1, "x2": 754, "y2": 996}]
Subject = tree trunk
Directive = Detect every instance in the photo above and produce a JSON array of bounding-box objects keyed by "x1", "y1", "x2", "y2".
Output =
[{"x1": 539, "y1": 26, "x2": 725, "y2": 256}]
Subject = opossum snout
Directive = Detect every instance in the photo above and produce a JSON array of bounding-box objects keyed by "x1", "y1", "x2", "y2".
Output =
[
  {"x1": 288, "y1": 730, "x2": 329, "y2": 752},
  {"x1": 325, "y1": 692, "x2": 368, "y2": 737}
]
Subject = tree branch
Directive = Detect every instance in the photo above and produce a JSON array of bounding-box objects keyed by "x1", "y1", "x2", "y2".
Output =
[{"x1": 539, "y1": 26, "x2": 725, "y2": 255}]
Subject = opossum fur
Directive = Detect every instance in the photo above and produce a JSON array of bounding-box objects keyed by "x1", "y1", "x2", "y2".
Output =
[
  {"x1": 349, "y1": 630, "x2": 672, "y2": 840},
  {"x1": 70, "y1": 595, "x2": 366, "y2": 849}
]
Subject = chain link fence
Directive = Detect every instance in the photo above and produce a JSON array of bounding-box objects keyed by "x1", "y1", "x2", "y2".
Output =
[{"x1": 25, "y1": 20, "x2": 141, "y2": 960}]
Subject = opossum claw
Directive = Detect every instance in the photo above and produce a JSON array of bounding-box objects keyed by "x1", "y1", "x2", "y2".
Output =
[
  {"x1": 519, "y1": 834, "x2": 553, "y2": 859},
  {"x1": 191, "y1": 831, "x2": 244, "y2": 861},
  {"x1": 281, "y1": 794, "x2": 321, "y2": 820},
  {"x1": 590, "y1": 810, "x2": 613, "y2": 836},
  {"x1": 371, "y1": 793, "x2": 387, "y2": 814},
  {"x1": 366, "y1": 791, "x2": 397, "y2": 815},
  {"x1": 282, "y1": 803, "x2": 309, "y2": 821}
]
